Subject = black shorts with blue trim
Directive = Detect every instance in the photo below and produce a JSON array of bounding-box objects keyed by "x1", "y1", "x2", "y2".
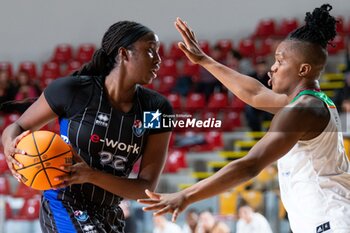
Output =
[{"x1": 40, "y1": 190, "x2": 125, "y2": 233}]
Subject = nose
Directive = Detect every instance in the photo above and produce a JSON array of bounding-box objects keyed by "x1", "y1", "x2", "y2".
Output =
[
  {"x1": 270, "y1": 62, "x2": 277, "y2": 73},
  {"x1": 155, "y1": 51, "x2": 162, "y2": 65}
]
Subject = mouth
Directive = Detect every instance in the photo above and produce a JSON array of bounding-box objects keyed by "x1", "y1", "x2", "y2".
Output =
[
  {"x1": 150, "y1": 66, "x2": 160, "y2": 78},
  {"x1": 267, "y1": 72, "x2": 273, "y2": 87}
]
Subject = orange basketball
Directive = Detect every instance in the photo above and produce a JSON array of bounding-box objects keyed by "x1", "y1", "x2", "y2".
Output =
[{"x1": 13, "y1": 130, "x2": 73, "y2": 190}]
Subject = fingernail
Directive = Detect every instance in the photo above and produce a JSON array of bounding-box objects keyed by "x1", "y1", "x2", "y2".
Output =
[
  {"x1": 60, "y1": 166, "x2": 65, "y2": 169},
  {"x1": 18, "y1": 163, "x2": 23, "y2": 168},
  {"x1": 54, "y1": 178, "x2": 59, "y2": 181},
  {"x1": 21, "y1": 150, "x2": 25, "y2": 155}
]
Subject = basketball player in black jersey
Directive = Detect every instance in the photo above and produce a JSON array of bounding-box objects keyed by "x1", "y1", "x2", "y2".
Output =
[{"x1": 2, "y1": 21, "x2": 173, "y2": 233}]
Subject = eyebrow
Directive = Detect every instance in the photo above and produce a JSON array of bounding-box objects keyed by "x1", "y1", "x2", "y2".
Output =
[{"x1": 275, "y1": 52, "x2": 282, "y2": 56}]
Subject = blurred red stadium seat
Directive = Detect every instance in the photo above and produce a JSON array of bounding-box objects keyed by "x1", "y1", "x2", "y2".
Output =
[
  {"x1": 64, "y1": 60, "x2": 82, "y2": 76},
  {"x1": 0, "y1": 61, "x2": 13, "y2": 77},
  {"x1": 3, "y1": 114, "x2": 20, "y2": 129},
  {"x1": 255, "y1": 38, "x2": 273, "y2": 57},
  {"x1": 222, "y1": 110, "x2": 242, "y2": 131},
  {"x1": 5, "y1": 201, "x2": 13, "y2": 219},
  {"x1": 163, "y1": 149, "x2": 187, "y2": 173},
  {"x1": 327, "y1": 35, "x2": 345, "y2": 54},
  {"x1": 239, "y1": 38, "x2": 256, "y2": 58},
  {"x1": 158, "y1": 42, "x2": 165, "y2": 58},
  {"x1": 230, "y1": 96, "x2": 246, "y2": 112},
  {"x1": 12, "y1": 197, "x2": 41, "y2": 220},
  {"x1": 205, "y1": 131, "x2": 223, "y2": 149},
  {"x1": 183, "y1": 59, "x2": 200, "y2": 78},
  {"x1": 191, "y1": 131, "x2": 223, "y2": 151},
  {"x1": 253, "y1": 19, "x2": 276, "y2": 38},
  {"x1": 0, "y1": 149, "x2": 9, "y2": 174},
  {"x1": 277, "y1": 18, "x2": 299, "y2": 37},
  {"x1": 76, "y1": 43, "x2": 96, "y2": 64},
  {"x1": 12, "y1": 182, "x2": 41, "y2": 199},
  {"x1": 208, "y1": 92, "x2": 228, "y2": 110},
  {"x1": 199, "y1": 40, "x2": 211, "y2": 55},
  {"x1": 41, "y1": 61, "x2": 61, "y2": 87},
  {"x1": 52, "y1": 43, "x2": 73, "y2": 63},
  {"x1": 216, "y1": 39, "x2": 233, "y2": 58},
  {"x1": 158, "y1": 75, "x2": 176, "y2": 94},
  {"x1": 166, "y1": 93, "x2": 182, "y2": 110},
  {"x1": 158, "y1": 58, "x2": 177, "y2": 78},
  {"x1": 0, "y1": 176, "x2": 11, "y2": 195},
  {"x1": 18, "y1": 61, "x2": 37, "y2": 78},
  {"x1": 185, "y1": 93, "x2": 206, "y2": 112},
  {"x1": 335, "y1": 16, "x2": 345, "y2": 34},
  {"x1": 168, "y1": 41, "x2": 185, "y2": 60}
]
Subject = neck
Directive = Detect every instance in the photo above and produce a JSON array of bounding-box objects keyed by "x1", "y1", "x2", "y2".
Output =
[
  {"x1": 104, "y1": 69, "x2": 136, "y2": 104},
  {"x1": 288, "y1": 80, "x2": 320, "y2": 102}
]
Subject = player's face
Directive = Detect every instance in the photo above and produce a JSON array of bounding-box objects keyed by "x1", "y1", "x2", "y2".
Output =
[
  {"x1": 126, "y1": 32, "x2": 161, "y2": 85},
  {"x1": 269, "y1": 41, "x2": 301, "y2": 95}
]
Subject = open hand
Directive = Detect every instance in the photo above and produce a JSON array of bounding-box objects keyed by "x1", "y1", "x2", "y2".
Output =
[
  {"x1": 174, "y1": 17, "x2": 209, "y2": 64},
  {"x1": 138, "y1": 189, "x2": 189, "y2": 222}
]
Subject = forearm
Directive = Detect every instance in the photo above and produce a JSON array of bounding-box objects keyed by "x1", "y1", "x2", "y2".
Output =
[
  {"x1": 182, "y1": 158, "x2": 259, "y2": 204},
  {"x1": 199, "y1": 57, "x2": 267, "y2": 107},
  {"x1": 89, "y1": 170, "x2": 157, "y2": 200},
  {"x1": 1, "y1": 123, "x2": 24, "y2": 146}
]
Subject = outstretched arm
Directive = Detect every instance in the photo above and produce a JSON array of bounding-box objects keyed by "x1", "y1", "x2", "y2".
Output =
[
  {"x1": 174, "y1": 18, "x2": 288, "y2": 114},
  {"x1": 138, "y1": 96, "x2": 328, "y2": 221}
]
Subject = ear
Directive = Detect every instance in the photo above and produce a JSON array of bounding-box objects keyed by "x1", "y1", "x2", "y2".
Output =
[
  {"x1": 298, "y1": 63, "x2": 312, "y2": 77},
  {"x1": 117, "y1": 47, "x2": 129, "y2": 62}
]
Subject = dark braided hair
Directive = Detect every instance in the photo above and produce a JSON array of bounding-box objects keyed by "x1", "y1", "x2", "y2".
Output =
[
  {"x1": 74, "y1": 21, "x2": 152, "y2": 76},
  {"x1": 288, "y1": 4, "x2": 337, "y2": 49}
]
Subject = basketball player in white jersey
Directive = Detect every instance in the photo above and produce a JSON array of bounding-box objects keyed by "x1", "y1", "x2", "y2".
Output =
[{"x1": 138, "y1": 4, "x2": 350, "y2": 233}]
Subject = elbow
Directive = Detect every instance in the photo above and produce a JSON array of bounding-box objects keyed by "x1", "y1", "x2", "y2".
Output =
[{"x1": 238, "y1": 158, "x2": 262, "y2": 180}]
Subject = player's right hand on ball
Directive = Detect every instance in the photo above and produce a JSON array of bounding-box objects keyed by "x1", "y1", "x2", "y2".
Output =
[
  {"x1": 4, "y1": 130, "x2": 30, "y2": 182},
  {"x1": 54, "y1": 149, "x2": 96, "y2": 188}
]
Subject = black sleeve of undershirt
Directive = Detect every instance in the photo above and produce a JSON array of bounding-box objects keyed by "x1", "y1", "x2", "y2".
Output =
[{"x1": 44, "y1": 76, "x2": 93, "y2": 118}]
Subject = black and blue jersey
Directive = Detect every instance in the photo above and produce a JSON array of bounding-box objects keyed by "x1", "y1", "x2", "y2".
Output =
[{"x1": 40, "y1": 75, "x2": 172, "y2": 233}]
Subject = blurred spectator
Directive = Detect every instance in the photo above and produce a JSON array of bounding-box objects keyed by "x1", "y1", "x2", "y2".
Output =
[
  {"x1": 197, "y1": 210, "x2": 230, "y2": 233},
  {"x1": 226, "y1": 49, "x2": 243, "y2": 71},
  {"x1": 195, "y1": 46, "x2": 225, "y2": 100},
  {"x1": 182, "y1": 208, "x2": 199, "y2": 233},
  {"x1": 153, "y1": 215, "x2": 182, "y2": 233},
  {"x1": 245, "y1": 58, "x2": 273, "y2": 131},
  {"x1": 0, "y1": 70, "x2": 17, "y2": 113},
  {"x1": 12, "y1": 70, "x2": 41, "y2": 113},
  {"x1": 173, "y1": 60, "x2": 194, "y2": 96},
  {"x1": 14, "y1": 70, "x2": 40, "y2": 101},
  {"x1": 336, "y1": 39, "x2": 350, "y2": 114},
  {"x1": 236, "y1": 203, "x2": 273, "y2": 233},
  {"x1": 119, "y1": 200, "x2": 136, "y2": 233}
]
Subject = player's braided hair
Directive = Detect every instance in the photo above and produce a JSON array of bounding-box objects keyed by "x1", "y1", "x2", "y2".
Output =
[
  {"x1": 74, "y1": 21, "x2": 152, "y2": 76},
  {"x1": 288, "y1": 4, "x2": 337, "y2": 49}
]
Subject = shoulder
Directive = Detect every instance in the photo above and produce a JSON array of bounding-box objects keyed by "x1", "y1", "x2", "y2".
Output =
[
  {"x1": 137, "y1": 86, "x2": 173, "y2": 110},
  {"x1": 43, "y1": 76, "x2": 97, "y2": 117},
  {"x1": 138, "y1": 86, "x2": 168, "y2": 101},
  {"x1": 269, "y1": 94, "x2": 330, "y2": 138},
  {"x1": 45, "y1": 75, "x2": 95, "y2": 91},
  {"x1": 287, "y1": 95, "x2": 329, "y2": 121}
]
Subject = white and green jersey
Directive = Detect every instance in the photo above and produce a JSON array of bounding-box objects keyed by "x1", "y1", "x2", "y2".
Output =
[{"x1": 278, "y1": 90, "x2": 350, "y2": 233}]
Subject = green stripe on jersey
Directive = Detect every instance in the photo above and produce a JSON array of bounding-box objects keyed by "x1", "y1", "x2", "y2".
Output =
[{"x1": 291, "y1": 90, "x2": 335, "y2": 107}]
